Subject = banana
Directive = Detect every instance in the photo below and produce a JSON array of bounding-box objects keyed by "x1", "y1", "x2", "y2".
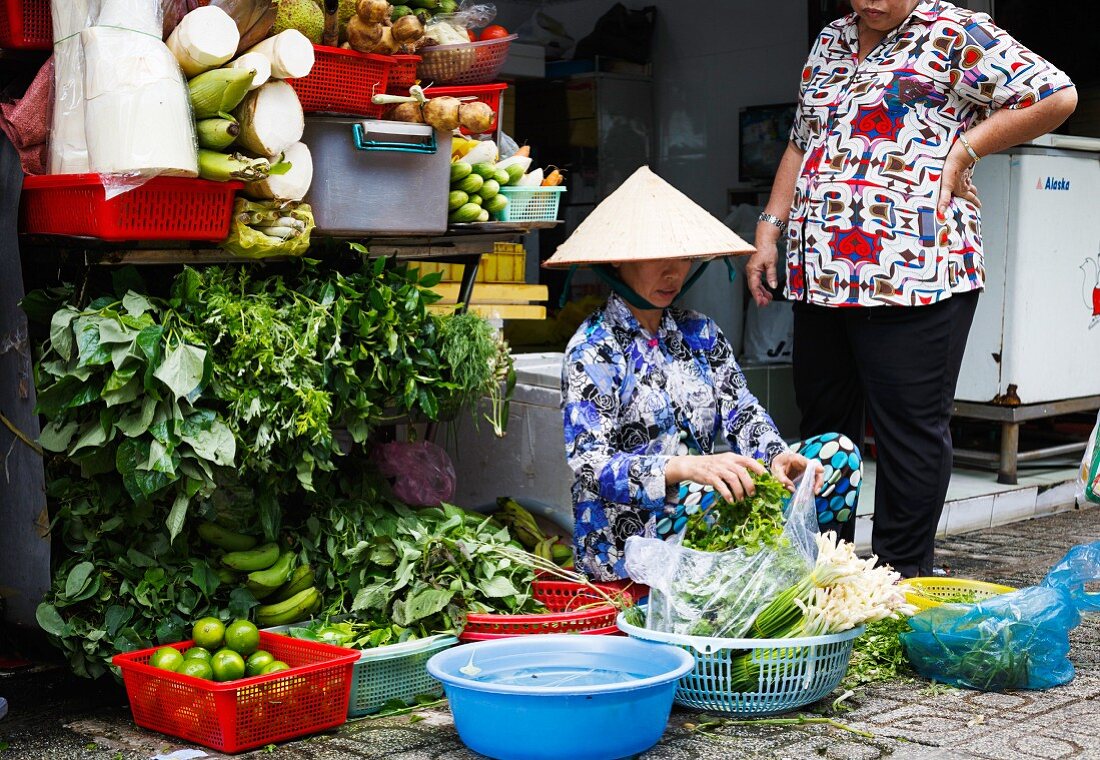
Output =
[
  {"x1": 221, "y1": 542, "x2": 281, "y2": 572},
  {"x1": 198, "y1": 521, "x2": 258, "y2": 552},
  {"x1": 496, "y1": 498, "x2": 546, "y2": 550},
  {"x1": 245, "y1": 551, "x2": 296, "y2": 600},
  {"x1": 534, "y1": 536, "x2": 556, "y2": 562},
  {"x1": 268, "y1": 564, "x2": 315, "y2": 604},
  {"x1": 551, "y1": 544, "x2": 573, "y2": 565},
  {"x1": 216, "y1": 567, "x2": 240, "y2": 585},
  {"x1": 255, "y1": 587, "x2": 321, "y2": 628}
]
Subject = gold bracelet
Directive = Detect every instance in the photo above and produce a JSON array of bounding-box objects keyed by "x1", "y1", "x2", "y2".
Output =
[{"x1": 958, "y1": 133, "x2": 981, "y2": 165}]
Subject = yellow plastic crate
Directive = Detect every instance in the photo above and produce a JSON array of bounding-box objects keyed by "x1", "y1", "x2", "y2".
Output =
[
  {"x1": 481, "y1": 242, "x2": 526, "y2": 283},
  {"x1": 414, "y1": 258, "x2": 481, "y2": 283}
]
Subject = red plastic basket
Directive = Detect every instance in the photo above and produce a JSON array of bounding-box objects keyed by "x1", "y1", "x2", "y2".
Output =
[
  {"x1": 288, "y1": 45, "x2": 393, "y2": 117},
  {"x1": 417, "y1": 35, "x2": 516, "y2": 86},
  {"x1": 0, "y1": 0, "x2": 51, "y2": 50},
  {"x1": 424, "y1": 82, "x2": 507, "y2": 135},
  {"x1": 387, "y1": 54, "x2": 422, "y2": 95},
  {"x1": 113, "y1": 632, "x2": 359, "y2": 754},
  {"x1": 20, "y1": 175, "x2": 241, "y2": 242},
  {"x1": 460, "y1": 581, "x2": 629, "y2": 641}
]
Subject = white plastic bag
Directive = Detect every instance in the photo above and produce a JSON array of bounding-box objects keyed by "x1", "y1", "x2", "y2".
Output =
[
  {"x1": 624, "y1": 473, "x2": 819, "y2": 638},
  {"x1": 1077, "y1": 411, "x2": 1100, "y2": 505}
]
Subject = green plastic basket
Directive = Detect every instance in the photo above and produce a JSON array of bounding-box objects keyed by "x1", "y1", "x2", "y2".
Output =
[
  {"x1": 617, "y1": 607, "x2": 863, "y2": 717},
  {"x1": 263, "y1": 622, "x2": 457, "y2": 718}
]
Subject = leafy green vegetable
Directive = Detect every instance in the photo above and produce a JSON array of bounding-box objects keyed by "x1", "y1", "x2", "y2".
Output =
[{"x1": 682, "y1": 470, "x2": 789, "y2": 553}]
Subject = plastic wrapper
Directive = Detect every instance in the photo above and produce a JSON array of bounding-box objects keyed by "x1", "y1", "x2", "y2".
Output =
[
  {"x1": 1077, "y1": 410, "x2": 1100, "y2": 505},
  {"x1": 374, "y1": 440, "x2": 457, "y2": 508},
  {"x1": 50, "y1": 0, "x2": 97, "y2": 174},
  {"x1": 81, "y1": 0, "x2": 199, "y2": 198},
  {"x1": 901, "y1": 541, "x2": 1100, "y2": 691},
  {"x1": 624, "y1": 473, "x2": 819, "y2": 638},
  {"x1": 221, "y1": 198, "x2": 314, "y2": 259},
  {"x1": 515, "y1": 8, "x2": 574, "y2": 61}
]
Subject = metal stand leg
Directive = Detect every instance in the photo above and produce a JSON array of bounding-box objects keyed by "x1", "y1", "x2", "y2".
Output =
[
  {"x1": 456, "y1": 257, "x2": 481, "y2": 315},
  {"x1": 998, "y1": 421, "x2": 1020, "y2": 485}
]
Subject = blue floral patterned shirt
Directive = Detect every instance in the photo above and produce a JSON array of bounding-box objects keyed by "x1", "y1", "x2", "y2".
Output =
[{"x1": 561, "y1": 294, "x2": 788, "y2": 581}]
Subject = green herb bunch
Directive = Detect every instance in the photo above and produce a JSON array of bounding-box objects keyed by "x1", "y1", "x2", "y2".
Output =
[{"x1": 681, "y1": 470, "x2": 790, "y2": 553}]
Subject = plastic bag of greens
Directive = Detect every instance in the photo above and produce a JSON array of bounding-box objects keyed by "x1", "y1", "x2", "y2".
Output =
[
  {"x1": 624, "y1": 472, "x2": 819, "y2": 638},
  {"x1": 1076, "y1": 410, "x2": 1100, "y2": 505},
  {"x1": 375, "y1": 440, "x2": 457, "y2": 507},
  {"x1": 901, "y1": 541, "x2": 1100, "y2": 691},
  {"x1": 221, "y1": 198, "x2": 314, "y2": 259}
]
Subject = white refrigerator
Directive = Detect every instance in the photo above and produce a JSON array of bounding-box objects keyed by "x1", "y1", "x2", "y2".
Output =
[{"x1": 956, "y1": 134, "x2": 1100, "y2": 405}]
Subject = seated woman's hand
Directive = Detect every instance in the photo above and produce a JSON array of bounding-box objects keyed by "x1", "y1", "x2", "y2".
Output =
[
  {"x1": 770, "y1": 450, "x2": 824, "y2": 494},
  {"x1": 666, "y1": 453, "x2": 766, "y2": 503}
]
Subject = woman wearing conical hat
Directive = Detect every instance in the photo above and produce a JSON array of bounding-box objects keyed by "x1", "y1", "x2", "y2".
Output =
[{"x1": 548, "y1": 167, "x2": 863, "y2": 583}]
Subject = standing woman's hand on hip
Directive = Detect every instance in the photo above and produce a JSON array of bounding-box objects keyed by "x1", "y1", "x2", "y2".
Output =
[
  {"x1": 937, "y1": 141, "x2": 982, "y2": 220},
  {"x1": 747, "y1": 237, "x2": 780, "y2": 308}
]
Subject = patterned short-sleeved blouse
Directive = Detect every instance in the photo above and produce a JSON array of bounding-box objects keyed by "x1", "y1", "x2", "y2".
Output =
[
  {"x1": 787, "y1": 0, "x2": 1074, "y2": 307},
  {"x1": 561, "y1": 294, "x2": 787, "y2": 581}
]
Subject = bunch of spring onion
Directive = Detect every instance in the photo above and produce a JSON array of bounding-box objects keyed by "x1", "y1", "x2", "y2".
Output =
[{"x1": 750, "y1": 531, "x2": 917, "y2": 639}]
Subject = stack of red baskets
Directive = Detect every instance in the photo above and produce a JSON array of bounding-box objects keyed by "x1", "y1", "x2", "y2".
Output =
[
  {"x1": 288, "y1": 45, "x2": 396, "y2": 118},
  {"x1": 0, "y1": 0, "x2": 51, "y2": 50},
  {"x1": 460, "y1": 580, "x2": 636, "y2": 642}
]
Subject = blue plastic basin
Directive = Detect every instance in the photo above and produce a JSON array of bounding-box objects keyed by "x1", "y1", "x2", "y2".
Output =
[{"x1": 427, "y1": 634, "x2": 694, "y2": 760}]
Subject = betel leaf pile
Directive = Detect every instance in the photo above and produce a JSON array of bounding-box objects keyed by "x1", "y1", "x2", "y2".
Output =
[{"x1": 28, "y1": 255, "x2": 515, "y2": 677}]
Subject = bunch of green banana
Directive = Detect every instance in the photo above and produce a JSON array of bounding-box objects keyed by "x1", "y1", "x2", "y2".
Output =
[
  {"x1": 197, "y1": 521, "x2": 323, "y2": 627},
  {"x1": 493, "y1": 498, "x2": 574, "y2": 568}
]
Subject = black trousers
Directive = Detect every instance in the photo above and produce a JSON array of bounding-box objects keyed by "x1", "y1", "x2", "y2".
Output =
[{"x1": 792, "y1": 291, "x2": 979, "y2": 578}]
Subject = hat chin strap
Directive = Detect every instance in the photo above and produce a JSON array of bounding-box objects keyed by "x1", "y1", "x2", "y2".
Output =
[{"x1": 560, "y1": 259, "x2": 736, "y2": 309}]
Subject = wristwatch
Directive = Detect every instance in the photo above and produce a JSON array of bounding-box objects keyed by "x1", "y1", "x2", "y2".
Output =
[{"x1": 758, "y1": 212, "x2": 788, "y2": 233}]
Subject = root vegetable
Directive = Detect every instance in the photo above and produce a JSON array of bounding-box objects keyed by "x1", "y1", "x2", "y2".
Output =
[
  {"x1": 372, "y1": 25, "x2": 398, "y2": 55},
  {"x1": 347, "y1": 16, "x2": 383, "y2": 51},
  {"x1": 227, "y1": 52, "x2": 272, "y2": 91},
  {"x1": 245, "y1": 141, "x2": 313, "y2": 202},
  {"x1": 458, "y1": 101, "x2": 494, "y2": 134},
  {"x1": 391, "y1": 14, "x2": 423, "y2": 44},
  {"x1": 245, "y1": 29, "x2": 315, "y2": 79},
  {"x1": 234, "y1": 80, "x2": 305, "y2": 157},
  {"x1": 167, "y1": 6, "x2": 241, "y2": 77},
  {"x1": 199, "y1": 150, "x2": 271, "y2": 182},
  {"x1": 357, "y1": 0, "x2": 392, "y2": 24},
  {"x1": 385, "y1": 102, "x2": 424, "y2": 122},
  {"x1": 422, "y1": 96, "x2": 461, "y2": 131}
]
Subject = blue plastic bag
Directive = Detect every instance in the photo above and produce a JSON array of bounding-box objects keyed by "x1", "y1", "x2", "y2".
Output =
[{"x1": 901, "y1": 541, "x2": 1100, "y2": 691}]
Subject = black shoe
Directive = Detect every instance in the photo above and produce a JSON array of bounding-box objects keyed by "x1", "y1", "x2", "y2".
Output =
[{"x1": 0, "y1": 697, "x2": 7, "y2": 720}]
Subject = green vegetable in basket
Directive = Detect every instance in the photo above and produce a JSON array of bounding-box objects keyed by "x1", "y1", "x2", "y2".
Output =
[
  {"x1": 682, "y1": 470, "x2": 789, "y2": 554},
  {"x1": 479, "y1": 179, "x2": 500, "y2": 200},
  {"x1": 492, "y1": 169, "x2": 510, "y2": 186},
  {"x1": 484, "y1": 194, "x2": 508, "y2": 217}
]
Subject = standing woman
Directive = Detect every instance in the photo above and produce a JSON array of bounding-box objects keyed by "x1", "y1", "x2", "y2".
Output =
[{"x1": 747, "y1": 0, "x2": 1077, "y2": 577}]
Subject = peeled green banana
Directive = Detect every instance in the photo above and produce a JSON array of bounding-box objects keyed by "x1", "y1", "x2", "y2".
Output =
[
  {"x1": 245, "y1": 551, "x2": 296, "y2": 600},
  {"x1": 198, "y1": 521, "x2": 258, "y2": 552},
  {"x1": 255, "y1": 587, "x2": 321, "y2": 628},
  {"x1": 221, "y1": 542, "x2": 280, "y2": 572}
]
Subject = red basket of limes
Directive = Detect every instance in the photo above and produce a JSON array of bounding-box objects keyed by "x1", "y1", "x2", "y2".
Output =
[{"x1": 113, "y1": 619, "x2": 358, "y2": 753}]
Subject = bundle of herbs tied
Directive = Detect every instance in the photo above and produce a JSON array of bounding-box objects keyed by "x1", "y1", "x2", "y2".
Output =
[{"x1": 27, "y1": 256, "x2": 514, "y2": 676}]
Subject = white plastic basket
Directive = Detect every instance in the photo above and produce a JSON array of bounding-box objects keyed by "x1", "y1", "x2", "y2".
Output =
[
  {"x1": 417, "y1": 35, "x2": 516, "y2": 85},
  {"x1": 617, "y1": 607, "x2": 863, "y2": 716}
]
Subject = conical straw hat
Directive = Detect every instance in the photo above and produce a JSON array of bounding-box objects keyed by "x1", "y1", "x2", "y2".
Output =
[{"x1": 543, "y1": 165, "x2": 755, "y2": 268}]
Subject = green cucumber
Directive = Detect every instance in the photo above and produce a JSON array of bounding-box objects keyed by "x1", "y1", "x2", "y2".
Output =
[
  {"x1": 449, "y1": 203, "x2": 482, "y2": 223},
  {"x1": 455, "y1": 173, "x2": 483, "y2": 195},
  {"x1": 485, "y1": 193, "x2": 508, "y2": 215},
  {"x1": 450, "y1": 162, "x2": 472, "y2": 183},
  {"x1": 492, "y1": 169, "x2": 510, "y2": 186},
  {"x1": 448, "y1": 190, "x2": 469, "y2": 211},
  {"x1": 479, "y1": 179, "x2": 500, "y2": 200},
  {"x1": 471, "y1": 162, "x2": 497, "y2": 180}
]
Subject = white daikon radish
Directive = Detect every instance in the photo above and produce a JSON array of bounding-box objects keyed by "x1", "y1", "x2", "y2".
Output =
[
  {"x1": 245, "y1": 142, "x2": 313, "y2": 201},
  {"x1": 463, "y1": 139, "x2": 498, "y2": 167},
  {"x1": 246, "y1": 29, "x2": 315, "y2": 80},
  {"x1": 517, "y1": 168, "x2": 544, "y2": 187},
  {"x1": 167, "y1": 6, "x2": 241, "y2": 78},
  {"x1": 496, "y1": 155, "x2": 533, "y2": 173},
  {"x1": 228, "y1": 52, "x2": 272, "y2": 91},
  {"x1": 234, "y1": 80, "x2": 305, "y2": 157}
]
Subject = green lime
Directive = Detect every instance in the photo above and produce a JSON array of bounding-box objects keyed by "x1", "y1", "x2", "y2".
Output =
[
  {"x1": 183, "y1": 646, "x2": 212, "y2": 662},
  {"x1": 245, "y1": 650, "x2": 276, "y2": 677},
  {"x1": 192, "y1": 617, "x2": 225, "y2": 650},
  {"x1": 150, "y1": 646, "x2": 185, "y2": 672},
  {"x1": 261, "y1": 661, "x2": 290, "y2": 675},
  {"x1": 211, "y1": 648, "x2": 246, "y2": 682},
  {"x1": 224, "y1": 619, "x2": 260, "y2": 656},
  {"x1": 177, "y1": 659, "x2": 213, "y2": 680}
]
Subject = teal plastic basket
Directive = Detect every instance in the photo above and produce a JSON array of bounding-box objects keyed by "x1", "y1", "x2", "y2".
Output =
[
  {"x1": 617, "y1": 608, "x2": 863, "y2": 716},
  {"x1": 497, "y1": 186, "x2": 566, "y2": 223},
  {"x1": 264, "y1": 621, "x2": 457, "y2": 718}
]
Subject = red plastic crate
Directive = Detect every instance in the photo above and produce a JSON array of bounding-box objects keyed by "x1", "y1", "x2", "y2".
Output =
[
  {"x1": 424, "y1": 82, "x2": 507, "y2": 136},
  {"x1": 387, "y1": 54, "x2": 422, "y2": 95},
  {"x1": 20, "y1": 175, "x2": 241, "y2": 242},
  {"x1": 0, "y1": 0, "x2": 51, "y2": 50},
  {"x1": 113, "y1": 631, "x2": 359, "y2": 754},
  {"x1": 460, "y1": 580, "x2": 630, "y2": 641},
  {"x1": 288, "y1": 45, "x2": 393, "y2": 117}
]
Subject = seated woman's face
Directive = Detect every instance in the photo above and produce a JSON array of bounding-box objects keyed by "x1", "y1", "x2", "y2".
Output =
[{"x1": 616, "y1": 259, "x2": 694, "y2": 309}]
